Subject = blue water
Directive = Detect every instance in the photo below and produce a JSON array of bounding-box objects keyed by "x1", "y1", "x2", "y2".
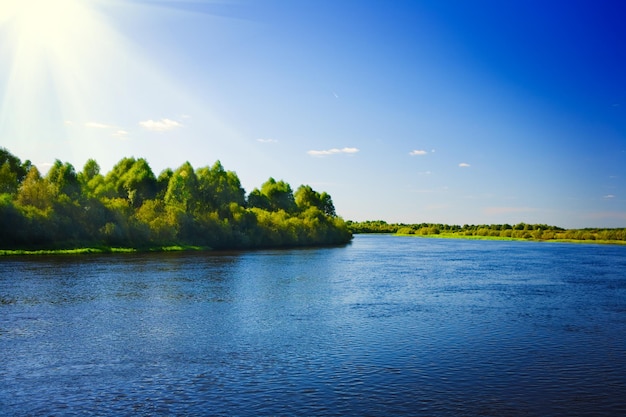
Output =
[{"x1": 1, "y1": 235, "x2": 625, "y2": 416}]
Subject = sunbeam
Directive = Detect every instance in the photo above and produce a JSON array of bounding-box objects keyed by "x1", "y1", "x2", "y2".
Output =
[{"x1": 0, "y1": 0, "x2": 239, "y2": 171}]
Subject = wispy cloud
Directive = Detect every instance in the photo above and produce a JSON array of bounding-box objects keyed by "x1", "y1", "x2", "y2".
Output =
[
  {"x1": 458, "y1": 162, "x2": 471, "y2": 168},
  {"x1": 112, "y1": 130, "x2": 129, "y2": 138},
  {"x1": 307, "y1": 147, "x2": 359, "y2": 157},
  {"x1": 603, "y1": 194, "x2": 615, "y2": 199},
  {"x1": 257, "y1": 138, "x2": 278, "y2": 143},
  {"x1": 139, "y1": 118, "x2": 182, "y2": 132},
  {"x1": 409, "y1": 150, "x2": 428, "y2": 156},
  {"x1": 85, "y1": 121, "x2": 114, "y2": 129}
]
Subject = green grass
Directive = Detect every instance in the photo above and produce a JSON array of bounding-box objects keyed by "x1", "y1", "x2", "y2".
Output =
[
  {"x1": 0, "y1": 245, "x2": 212, "y2": 256},
  {"x1": 396, "y1": 232, "x2": 626, "y2": 245}
]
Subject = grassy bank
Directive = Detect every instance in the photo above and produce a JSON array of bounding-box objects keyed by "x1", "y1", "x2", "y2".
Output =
[
  {"x1": 396, "y1": 232, "x2": 626, "y2": 245},
  {"x1": 0, "y1": 245, "x2": 210, "y2": 256}
]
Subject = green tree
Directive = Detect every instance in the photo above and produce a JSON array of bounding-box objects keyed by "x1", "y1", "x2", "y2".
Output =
[
  {"x1": 164, "y1": 162, "x2": 198, "y2": 213},
  {"x1": 295, "y1": 185, "x2": 336, "y2": 217},
  {"x1": 46, "y1": 160, "x2": 81, "y2": 199},
  {"x1": 0, "y1": 162, "x2": 18, "y2": 194},
  {"x1": 134, "y1": 199, "x2": 176, "y2": 243},
  {"x1": 259, "y1": 177, "x2": 297, "y2": 213},
  {"x1": 0, "y1": 194, "x2": 25, "y2": 246},
  {"x1": 16, "y1": 166, "x2": 54, "y2": 210},
  {"x1": 0, "y1": 147, "x2": 30, "y2": 185},
  {"x1": 247, "y1": 188, "x2": 271, "y2": 210},
  {"x1": 78, "y1": 159, "x2": 106, "y2": 199},
  {"x1": 196, "y1": 161, "x2": 245, "y2": 216},
  {"x1": 156, "y1": 168, "x2": 173, "y2": 200},
  {"x1": 102, "y1": 157, "x2": 157, "y2": 207}
]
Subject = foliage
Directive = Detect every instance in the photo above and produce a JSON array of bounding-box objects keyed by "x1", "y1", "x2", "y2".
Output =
[
  {"x1": 347, "y1": 220, "x2": 626, "y2": 244},
  {"x1": 0, "y1": 148, "x2": 352, "y2": 251}
]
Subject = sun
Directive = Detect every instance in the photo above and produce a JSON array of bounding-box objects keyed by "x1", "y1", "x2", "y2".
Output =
[
  {"x1": 0, "y1": 0, "x2": 113, "y2": 142},
  {"x1": 1, "y1": 0, "x2": 236, "y2": 170},
  {"x1": 0, "y1": 0, "x2": 93, "y2": 53}
]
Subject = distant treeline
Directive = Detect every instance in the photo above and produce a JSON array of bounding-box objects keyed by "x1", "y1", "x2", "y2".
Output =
[
  {"x1": 347, "y1": 220, "x2": 626, "y2": 243},
  {"x1": 0, "y1": 148, "x2": 352, "y2": 250}
]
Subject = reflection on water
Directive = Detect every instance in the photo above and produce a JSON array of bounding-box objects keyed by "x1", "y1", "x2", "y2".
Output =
[{"x1": 1, "y1": 236, "x2": 625, "y2": 416}]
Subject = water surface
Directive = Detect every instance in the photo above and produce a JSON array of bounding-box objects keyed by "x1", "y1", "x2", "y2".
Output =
[{"x1": 1, "y1": 235, "x2": 625, "y2": 416}]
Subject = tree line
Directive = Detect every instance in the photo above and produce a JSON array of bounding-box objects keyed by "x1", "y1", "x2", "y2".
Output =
[
  {"x1": 347, "y1": 220, "x2": 626, "y2": 243},
  {"x1": 0, "y1": 148, "x2": 352, "y2": 250}
]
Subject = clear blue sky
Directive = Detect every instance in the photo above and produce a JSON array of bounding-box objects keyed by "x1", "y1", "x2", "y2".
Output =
[{"x1": 1, "y1": 0, "x2": 625, "y2": 228}]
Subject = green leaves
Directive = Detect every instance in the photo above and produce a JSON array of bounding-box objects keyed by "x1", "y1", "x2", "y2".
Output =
[{"x1": 0, "y1": 149, "x2": 352, "y2": 250}]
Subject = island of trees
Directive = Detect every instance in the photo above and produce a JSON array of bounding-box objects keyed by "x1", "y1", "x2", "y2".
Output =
[
  {"x1": 347, "y1": 220, "x2": 626, "y2": 244},
  {"x1": 0, "y1": 148, "x2": 352, "y2": 252}
]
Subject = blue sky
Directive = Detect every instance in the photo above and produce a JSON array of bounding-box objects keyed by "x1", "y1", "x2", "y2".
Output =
[{"x1": 1, "y1": 0, "x2": 624, "y2": 228}]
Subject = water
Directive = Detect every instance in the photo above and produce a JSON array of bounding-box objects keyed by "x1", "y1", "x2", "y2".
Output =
[{"x1": 1, "y1": 235, "x2": 625, "y2": 416}]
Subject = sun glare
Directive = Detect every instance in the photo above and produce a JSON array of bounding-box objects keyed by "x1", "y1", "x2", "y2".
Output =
[
  {"x1": 1, "y1": 0, "x2": 236, "y2": 170},
  {"x1": 1, "y1": 0, "x2": 91, "y2": 52},
  {"x1": 0, "y1": 0, "x2": 114, "y2": 142}
]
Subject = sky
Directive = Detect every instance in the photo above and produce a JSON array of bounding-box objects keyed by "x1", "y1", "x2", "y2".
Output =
[{"x1": 0, "y1": 0, "x2": 625, "y2": 228}]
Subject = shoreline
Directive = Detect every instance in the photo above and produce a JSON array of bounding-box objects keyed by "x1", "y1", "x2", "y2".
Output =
[
  {"x1": 0, "y1": 245, "x2": 210, "y2": 256},
  {"x1": 2, "y1": 233, "x2": 624, "y2": 256},
  {"x1": 394, "y1": 232, "x2": 626, "y2": 246}
]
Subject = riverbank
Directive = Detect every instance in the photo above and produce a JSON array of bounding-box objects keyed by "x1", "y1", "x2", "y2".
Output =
[
  {"x1": 348, "y1": 220, "x2": 626, "y2": 245},
  {"x1": 0, "y1": 245, "x2": 210, "y2": 256},
  {"x1": 395, "y1": 232, "x2": 626, "y2": 245}
]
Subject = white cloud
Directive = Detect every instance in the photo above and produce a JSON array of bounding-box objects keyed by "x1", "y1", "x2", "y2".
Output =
[
  {"x1": 112, "y1": 130, "x2": 129, "y2": 138},
  {"x1": 139, "y1": 118, "x2": 182, "y2": 132},
  {"x1": 307, "y1": 147, "x2": 359, "y2": 157},
  {"x1": 85, "y1": 122, "x2": 114, "y2": 129},
  {"x1": 603, "y1": 194, "x2": 615, "y2": 199},
  {"x1": 257, "y1": 138, "x2": 278, "y2": 143},
  {"x1": 409, "y1": 150, "x2": 428, "y2": 156},
  {"x1": 458, "y1": 162, "x2": 471, "y2": 168}
]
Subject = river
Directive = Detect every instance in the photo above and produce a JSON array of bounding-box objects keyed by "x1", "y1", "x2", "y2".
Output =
[{"x1": 1, "y1": 235, "x2": 625, "y2": 416}]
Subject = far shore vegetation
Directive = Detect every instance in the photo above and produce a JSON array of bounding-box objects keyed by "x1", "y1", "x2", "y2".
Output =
[
  {"x1": 347, "y1": 220, "x2": 626, "y2": 245},
  {"x1": 0, "y1": 148, "x2": 352, "y2": 254}
]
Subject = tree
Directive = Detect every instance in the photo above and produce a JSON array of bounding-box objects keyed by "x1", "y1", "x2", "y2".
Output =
[
  {"x1": 0, "y1": 147, "x2": 30, "y2": 184},
  {"x1": 81, "y1": 158, "x2": 100, "y2": 182},
  {"x1": 102, "y1": 157, "x2": 157, "y2": 207},
  {"x1": 196, "y1": 161, "x2": 245, "y2": 216},
  {"x1": 259, "y1": 177, "x2": 297, "y2": 213},
  {"x1": 295, "y1": 185, "x2": 336, "y2": 217},
  {"x1": 1, "y1": 148, "x2": 353, "y2": 250},
  {"x1": 46, "y1": 160, "x2": 80, "y2": 199},
  {"x1": 319, "y1": 192, "x2": 336, "y2": 217},
  {"x1": 247, "y1": 188, "x2": 271, "y2": 210},
  {"x1": 0, "y1": 162, "x2": 18, "y2": 194},
  {"x1": 156, "y1": 168, "x2": 173, "y2": 200},
  {"x1": 16, "y1": 166, "x2": 54, "y2": 210},
  {"x1": 164, "y1": 162, "x2": 198, "y2": 213},
  {"x1": 79, "y1": 159, "x2": 105, "y2": 199},
  {"x1": 122, "y1": 158, "x2": 157, "y2": 207}
]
